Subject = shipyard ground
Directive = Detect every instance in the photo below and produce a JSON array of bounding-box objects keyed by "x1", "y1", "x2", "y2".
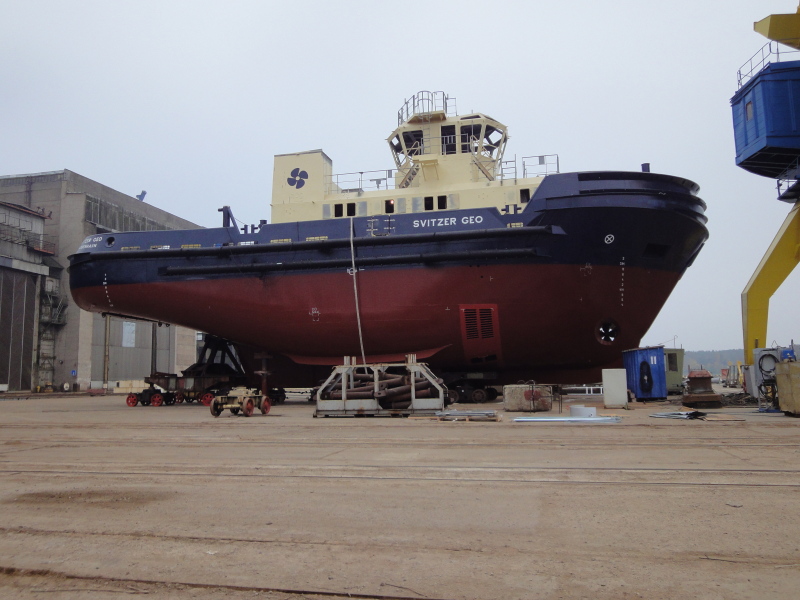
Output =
[{"x1": 0, "y1": 392, "x2": 798, "y2": 600}]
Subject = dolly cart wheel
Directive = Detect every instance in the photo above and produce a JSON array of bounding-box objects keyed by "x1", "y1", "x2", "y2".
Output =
[
  {"x1": 150, "y1": 393, "x2": 164, "y2": 407},
  {"x1": 126, "y1": 393, "x2": 139, "y2": 407},
  {"x1": 260, "y1": 397, "x2": 271, "y2": 415},
  {"x1": 242, "y1": 398, "x2": 255, "y2": 417},
  {"x1": 175, "y1": 392, "x2": 184, "y2": 404},
  {"x1": 470, "y1": 388, "x2": 488, "y2": 404},
  {"x1": 210, "y1": 400, "x2": 223, "y2": 417},
  {"x1": 199, "y1": 392, "x2": 215, "y2": 406}
]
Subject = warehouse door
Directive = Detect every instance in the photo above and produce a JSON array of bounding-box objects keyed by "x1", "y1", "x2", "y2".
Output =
[{"x1": 0, "y1": 269, "x2": 37, "y2": 391}]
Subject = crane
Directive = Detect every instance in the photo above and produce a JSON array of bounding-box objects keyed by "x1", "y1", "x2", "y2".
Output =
[{"x1": 734, "y1": 4, "x2": 800, "y2": 363}]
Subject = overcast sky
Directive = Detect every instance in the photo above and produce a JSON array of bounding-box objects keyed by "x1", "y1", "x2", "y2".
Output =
[{"x1": 1, "y1": 0, "x2": 798, "y2": 352}]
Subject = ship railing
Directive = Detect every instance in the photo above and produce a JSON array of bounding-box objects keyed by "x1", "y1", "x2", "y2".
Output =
[
  {"x1": 326, "y1": 169, "x2": 398, "y2": 194},
  {"x1": 328, "y1": 153, "x2": 560, "y2": 195},
  {"x1": 397, "y1": 91, "x2": 457, "y2": 126},
  {"x1": 499, "y1": 159, "x2": 517, "y2": 181},
  {"x1": 522, "y1": 154, "x2": 560, "y2": 177},
  {"x1": 468, "y1": 134, "x2": 502, "y2": 161},
  {"x1": 392, "y1": 134, "x2": 453, "y2": 159},
  {"x1": 776, "y1": 155, "x2": 800, "y2": 201},
  {"x1": 738, "y1": 40, "x2": 800, "y2": 88}
]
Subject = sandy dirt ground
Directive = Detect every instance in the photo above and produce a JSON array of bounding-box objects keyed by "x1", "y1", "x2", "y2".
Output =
[{"x1": 0, "y1": 392, "x2": 799, "y2": 599}]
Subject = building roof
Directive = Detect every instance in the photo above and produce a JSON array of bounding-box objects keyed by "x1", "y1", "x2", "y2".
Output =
[{"x1": 0, "y1": 200, "x2": 48, "y2": 220}]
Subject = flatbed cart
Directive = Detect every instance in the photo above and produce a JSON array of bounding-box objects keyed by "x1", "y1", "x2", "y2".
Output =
[
  {"x1": 125, "y1": 335, "x2": 248, "y2": 407},
  {"x1": 209, "y1": 387, "x2": 271, "y2": 417},
  {"x1": 125, "y1": 372, "x2": 245, "y2": 407}
]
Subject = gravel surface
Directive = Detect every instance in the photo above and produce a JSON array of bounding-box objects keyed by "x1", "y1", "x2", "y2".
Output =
[{"x1": 1, "y1": 394, "x2": 799, "y2": 599}]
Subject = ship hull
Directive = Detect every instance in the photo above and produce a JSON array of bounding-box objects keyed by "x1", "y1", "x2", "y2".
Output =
[{"x1": 69, "y1": 172, "x2": 708, "y2": 386}]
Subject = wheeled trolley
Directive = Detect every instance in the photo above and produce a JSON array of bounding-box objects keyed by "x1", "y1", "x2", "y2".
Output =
[{"x1": 209, "y1": 387, "x2": 271, "y2": 417}]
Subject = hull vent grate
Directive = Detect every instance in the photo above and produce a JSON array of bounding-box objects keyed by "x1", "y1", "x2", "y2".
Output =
[{"x1": 459, "y1": 305, "x2": 501, "y2": 364}]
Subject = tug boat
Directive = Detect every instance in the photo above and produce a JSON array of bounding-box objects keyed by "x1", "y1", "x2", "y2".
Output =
[{"x1": 69, "y1": 91, "x2": 708, "y2": 396}]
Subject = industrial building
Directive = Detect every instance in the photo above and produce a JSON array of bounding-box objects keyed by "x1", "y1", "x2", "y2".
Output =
[{"x1": 0, "y1": 170, "x2": 199, "y2": 392}]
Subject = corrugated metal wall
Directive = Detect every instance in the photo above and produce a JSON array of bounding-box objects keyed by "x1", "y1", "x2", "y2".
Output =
[
  {"x1": 90, "y1": 314, "x2": 174, "y2": 381},
  {"x1": 0, "y1": 268, "x2": 36, "y2": 390}
]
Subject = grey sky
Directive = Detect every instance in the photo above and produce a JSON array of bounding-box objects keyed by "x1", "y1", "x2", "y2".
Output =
[{"x1": 1, "y1": 0, "x2": 797, "y2": 352}]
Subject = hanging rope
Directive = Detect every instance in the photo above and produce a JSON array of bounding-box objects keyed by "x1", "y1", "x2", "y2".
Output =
[{"x1": 349, "y1": 217, "x2": 367, "y2": 366}]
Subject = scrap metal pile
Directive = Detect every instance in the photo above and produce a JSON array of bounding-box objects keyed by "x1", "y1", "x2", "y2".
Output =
[
  {"x1": 318, "y1": 371, "x2": 442, "y2": 409},
  {"x1": 315, "y1": 355, "x2": 446, "y2": 417}
]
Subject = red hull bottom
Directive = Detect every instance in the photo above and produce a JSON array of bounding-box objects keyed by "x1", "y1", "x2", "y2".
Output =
[{"x1": 72, "y1": 263, "x2": 680, "y2": 385}]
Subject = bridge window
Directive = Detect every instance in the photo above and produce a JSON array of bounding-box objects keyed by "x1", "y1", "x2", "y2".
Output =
[
  {"x1": 390, "y1": 134, "x2": 404, "y2": 159},
  {"x1": 346, "y1": 203, "x2": 356, "y2": 217},
  {"x1": 484, "y1": 125, "x2": 505, "y2": 156},
  {"x1": 441, "y1": 125, "x2": 456, "y2": 155},
  {"x1": 424, "y1": 196, "x2": 434, "y2": 211},
  {"x1": 385, "y1": 199, "x2": 395, "y2": 214},
  {"x1": 437, "y1": 195, "x2": 447, "y2": 209},
  {"x1": 745, "y1": 101, "x2": 753, "y2": 121},
  {"x1": 520, "y1": 189, "x2": 530, "y2": 203},
  {"x1": 403, "y1": 130, "x2": 424, "y2": 155},
  {"x1": 461, "y1": 124, "x2": 482, "y2": 153},
  {"x1": 334, "y1": 204, "x2": 343, "y2": 218}
]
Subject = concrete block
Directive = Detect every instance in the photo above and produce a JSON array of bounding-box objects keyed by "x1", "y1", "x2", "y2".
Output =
[{"x1": 603, "y1": 369, "x2": 628, "y2": 408}]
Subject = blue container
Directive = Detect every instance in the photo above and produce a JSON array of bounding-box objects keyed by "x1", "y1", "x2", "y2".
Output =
[
  {"x1": 622, "y1": 346, "x2": 667, "y2": 400},
  {"x1": 731, "y1": 60, "x2": 800, "y2": 179}
]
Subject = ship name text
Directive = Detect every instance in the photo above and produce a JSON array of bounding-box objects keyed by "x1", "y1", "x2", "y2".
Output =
[
  {"x1": 413, "y1": 215, "x2": 483, "y2": 228},
  {"x1": 78, "y1": 236, "x2": 104, "y2": 250}
]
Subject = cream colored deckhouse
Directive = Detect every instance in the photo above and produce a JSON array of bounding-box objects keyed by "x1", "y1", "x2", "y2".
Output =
[{"x1": 270, "y1": 91, "x2": 558, "y2": 224}]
